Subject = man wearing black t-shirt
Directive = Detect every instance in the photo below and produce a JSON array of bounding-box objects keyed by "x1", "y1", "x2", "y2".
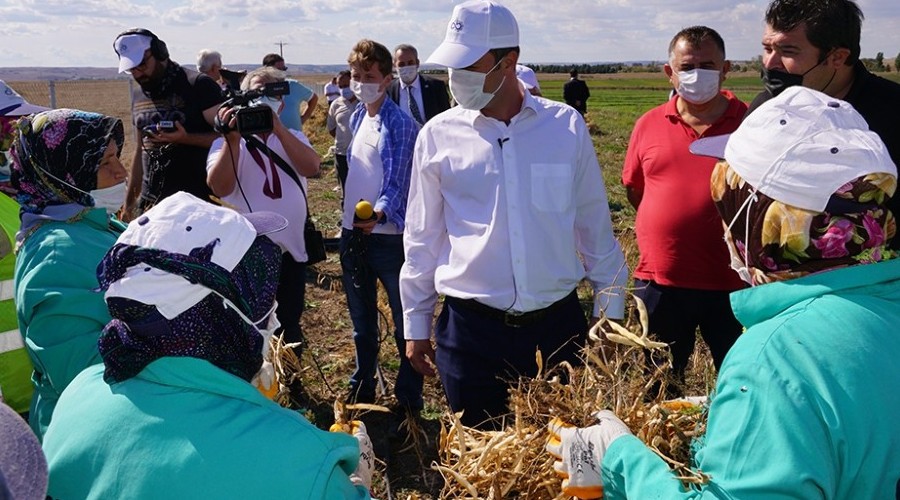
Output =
[
  {"x1": 749, "y1": 0, "x2": 900, "y2": 248},
  {"x1": 114, "y1": 29, "x2": 225, "y2": 219}
]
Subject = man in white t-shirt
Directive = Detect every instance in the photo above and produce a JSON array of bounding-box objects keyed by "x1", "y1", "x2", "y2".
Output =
[
  {"x1": 206, "y1": 67, "x2": 321, "y2": 405},
  {"x1": 340, "y1": 39, "x2": 421, "y2": 416},
  {"x1": 324, "y1": 74, "x2": 341, "y2": 104},
  {"x1": 327, "y1": 70, "x2": 355, "y2": 199}
]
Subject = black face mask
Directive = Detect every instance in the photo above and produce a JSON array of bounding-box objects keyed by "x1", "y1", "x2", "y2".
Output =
[
  {"x1": 760, "y1": 67, "x2": 804, "y2": 96},
  {"x1": 760, "y1": 53, "x2": 830, "y2": 96}
]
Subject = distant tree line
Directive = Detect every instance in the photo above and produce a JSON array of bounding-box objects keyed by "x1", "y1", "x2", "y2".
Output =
[
  {"x1": 423, "y1": 52, "x2": 900, "y2": 75},
  {"x1": 524, "y1": 63, "x2": 624, "y2": 74},
  {"x1": 859, "y1": 52, "x2": 900, "y2": 72}
]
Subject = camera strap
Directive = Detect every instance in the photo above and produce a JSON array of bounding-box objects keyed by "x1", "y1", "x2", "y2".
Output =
[{"x1": 244, "y1": 135, "x2": 312, "y2": 223}]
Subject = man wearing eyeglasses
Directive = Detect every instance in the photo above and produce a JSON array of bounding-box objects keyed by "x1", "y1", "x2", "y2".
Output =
[{"x1": 114, "y1": 29, "x2": 225, "y2": 220}]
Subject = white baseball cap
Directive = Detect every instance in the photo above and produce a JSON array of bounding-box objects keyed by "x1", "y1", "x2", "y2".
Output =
[
  {"x1": 691, "y1": 86, "x2": 897, "y2": 212},
  {"x1": 104, "y1": 192, "x2": 287, "y2": 319},
  {"x1": 515, "y1": 64, "x2": 539, "y2": 90},
  {"x1": 114, "y1": 33, "x2": 153, "y2": 73},
  {"x1": 0, "y1": 81, "x2": 49, "y2": 117},
  {"x1": 426, "y1": 0, "x2": 519, "y2": 69}
]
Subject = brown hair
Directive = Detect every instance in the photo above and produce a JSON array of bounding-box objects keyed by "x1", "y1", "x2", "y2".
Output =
[{"x1": 347, "y1": 39, "x2": 392, "y2": 77}]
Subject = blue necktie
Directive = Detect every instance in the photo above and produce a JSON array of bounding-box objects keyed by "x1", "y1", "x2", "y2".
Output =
[{"x1": 407, "y1": 86, "x2": 424, "y2": 125}]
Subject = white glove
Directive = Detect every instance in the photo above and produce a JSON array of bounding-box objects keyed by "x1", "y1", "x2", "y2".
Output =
[
  {"x1": 250, "y1": 360, "x2": 277, "y2": 400},
  {"x1": 546, "y1": 410, "x2": 632, "y2": 499},
  {"x1": 331, "y1": 420, "x2": 374, "y2": 490}
]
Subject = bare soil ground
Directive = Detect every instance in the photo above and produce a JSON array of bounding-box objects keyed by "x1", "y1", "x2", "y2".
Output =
[{"x1": 8, "y1": 78, "x2": 716, "y2": 499}]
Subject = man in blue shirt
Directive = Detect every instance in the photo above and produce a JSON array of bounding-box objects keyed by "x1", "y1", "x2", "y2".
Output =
[
  {"x1": 262, "y1": 53, "x2": 319, "y2": 130},
  {"x1": 339, "y1": 39, "x2": 421, "y2": 417}
]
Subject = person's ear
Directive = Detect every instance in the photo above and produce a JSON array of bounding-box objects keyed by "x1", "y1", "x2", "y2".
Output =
[
  {"x1": 505, "y1": 51, "x2": 519, "y2": 70},
  {"x1": 380, "y1": 73, "x2": 392, "y2": 91},
  {"x1": 721, "y1": 60, "x2": 731, "y2": 80},
  {"x1": 826, "y1": 47, "x2": 851, "y2": 68},
  {"x1": 663, "y1": 63, "x2": 675, "y2": 80}
]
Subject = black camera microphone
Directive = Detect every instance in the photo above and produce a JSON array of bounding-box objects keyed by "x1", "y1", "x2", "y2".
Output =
[{"x1": 216, "y1": 81, "x2": 292, "y2": 136}]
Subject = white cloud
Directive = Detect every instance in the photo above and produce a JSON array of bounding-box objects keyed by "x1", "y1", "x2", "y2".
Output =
[{"x1": 0, "y1": 0, "x2": 897, "y2": 67}]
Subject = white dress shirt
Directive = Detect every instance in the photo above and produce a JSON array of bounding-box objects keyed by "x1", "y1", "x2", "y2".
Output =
[
  {"x1": 400, "y1": 89, "x2": 628, "y2": 340},
  {"x1": 398, "y1": 77, "x2": 426, "y2": 123}
]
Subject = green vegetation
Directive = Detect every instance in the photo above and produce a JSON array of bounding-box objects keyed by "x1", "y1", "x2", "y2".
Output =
[{"x1": 537, "y1": 75, "x2": 763, "y2": 221}]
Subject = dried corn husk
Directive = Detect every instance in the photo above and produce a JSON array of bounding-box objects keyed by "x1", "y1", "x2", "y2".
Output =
[{"x1": 435, "y1": 294, "x2": 711, "y2": 498}]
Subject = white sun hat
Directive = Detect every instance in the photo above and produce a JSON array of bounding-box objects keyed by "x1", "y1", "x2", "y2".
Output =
[{"x1": 691, "y1": 86, "x2": 897, "y2": 212}]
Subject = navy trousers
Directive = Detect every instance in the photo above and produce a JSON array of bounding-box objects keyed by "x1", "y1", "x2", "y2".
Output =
[
  {"x1": 340, "y1": 230, "x2": 424, "y2": 410},
  {"x1": 435, "y1": 291, "x2": 587, "y2": 429}
]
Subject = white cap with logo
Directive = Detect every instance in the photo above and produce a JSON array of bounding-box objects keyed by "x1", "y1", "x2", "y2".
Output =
[
  {"x1": 0, "y1": 81, "x2": 50, "y2": 117},
  {"x1": 426, "y1": 0, "x2": 518, "y2": 69},
  {"x1": 114, "y1": 33, "x2": 153, "y2": 73},
  {"x1": 691, "y1": 86, "x2": 897, "y2": 212}
]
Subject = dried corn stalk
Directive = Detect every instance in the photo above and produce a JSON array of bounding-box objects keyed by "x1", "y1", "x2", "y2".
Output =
[
  {"x1": 269, "y1": 334, "x2": 304, "y2": 408},
  {"x1": 435, "y1": 293, "x2": 711, "y2": 498}
]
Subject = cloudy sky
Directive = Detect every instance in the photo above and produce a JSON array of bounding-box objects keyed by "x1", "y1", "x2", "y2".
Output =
[{"x1": 1, "y1": 0, "x2": 899, "y2": 68}]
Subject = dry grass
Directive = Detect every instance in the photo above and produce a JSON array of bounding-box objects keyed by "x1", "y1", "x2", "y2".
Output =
[{"x1": 433, "y1": 294, "x2": 710, "y2": 499}]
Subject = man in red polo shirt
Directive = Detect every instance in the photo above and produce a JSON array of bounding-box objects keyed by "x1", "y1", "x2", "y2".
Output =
[{"x1": 622, "y1": 26, "x2": 747, "y2": 393}]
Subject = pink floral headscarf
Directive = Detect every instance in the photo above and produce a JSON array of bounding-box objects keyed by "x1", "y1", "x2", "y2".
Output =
[{"x1": 712, "y1": 160, "x2": 896, "y2": 285}]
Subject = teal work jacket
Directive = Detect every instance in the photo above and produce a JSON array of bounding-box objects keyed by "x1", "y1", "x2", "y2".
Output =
[
  {"x1": 14, "y1": 207, "x2": 123, "y2": 438},
  {"x1": 602, "y1": 258, "x2": 900, "y2": 499},
  {"x1": 43, "y1": 358, "x2": 370, "y2": 499}
]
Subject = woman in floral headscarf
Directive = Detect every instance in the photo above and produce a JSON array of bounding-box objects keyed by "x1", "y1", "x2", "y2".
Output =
[
  {"x1": 711, "y1": 162, "x2": 896, "y2": 285},
  {"x1": 543, "y1": 88, "x2": 900, "y2": 500},
  {"x1": 11, "y1": 108, "x2": 127, "y2": 440}
]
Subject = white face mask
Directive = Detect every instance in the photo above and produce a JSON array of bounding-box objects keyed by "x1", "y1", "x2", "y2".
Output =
[
  {"x1": 676, "y1": 68, "x2": 721, "y2": 105},
  {"x1": 448, "y1": 59, "x2": 505, "y2": 110},
  {"x1": 90, "y1": 181, "x2": 126, "y2": 216},
  {"x1": 251, "y1": 96, "x2": 282, "y2": 116},
  {"x1": 350, "y1": 79, "x2": 384, "y2": 104},
  {"x1": 257, "y1": 303, "x2": 281, "y2": 358},
  {"x1": 218, "y1": 293, "x2": 281, "y2": 355},
  {"x1": 722, "y1": 188, "x2": 759, "y2": 285},
  {"x1": 340, "y1": 87, "x2": 354, "y2": 99},
  {"x1": 397, "y1": 65, "x2": 419, "y2": 85}
]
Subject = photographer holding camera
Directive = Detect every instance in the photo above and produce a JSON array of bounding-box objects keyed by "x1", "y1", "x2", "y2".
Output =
[{"x1": 207, "y1": 67, "x2": 321, "y2": 405}]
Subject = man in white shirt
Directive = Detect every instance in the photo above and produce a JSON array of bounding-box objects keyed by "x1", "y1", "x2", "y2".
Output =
[
  {"x1": 324, "y1": 74, "x2": 341, "y2": 104},
  {"x1": 327, "y1": 70, "x2": 355, "y2": 197},
  {"x1": 387, "y1": 44, "x2": 451, "y2": 125},
  {"x1": 400, "y1": 0, "x2": 628, "y2": 429}
]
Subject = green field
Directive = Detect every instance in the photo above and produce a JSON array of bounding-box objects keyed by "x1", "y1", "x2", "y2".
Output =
[{"x1": 540, "y1": 75, "x2": 762, "y2": 223}]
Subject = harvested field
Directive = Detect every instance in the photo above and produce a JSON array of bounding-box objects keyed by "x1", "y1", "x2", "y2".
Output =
[{"x1": 8, "y1": 74, "x2": 749, "y2": 498}]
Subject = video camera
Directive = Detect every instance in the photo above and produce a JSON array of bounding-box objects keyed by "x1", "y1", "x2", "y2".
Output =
[{"x1": 216, "y1": 81, "x2": 290, "y2": 136}]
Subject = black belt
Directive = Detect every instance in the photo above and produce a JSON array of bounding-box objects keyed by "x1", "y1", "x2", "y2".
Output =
[{"x1": 444, "y1": 290, "x2": 577, "y2": 328}]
